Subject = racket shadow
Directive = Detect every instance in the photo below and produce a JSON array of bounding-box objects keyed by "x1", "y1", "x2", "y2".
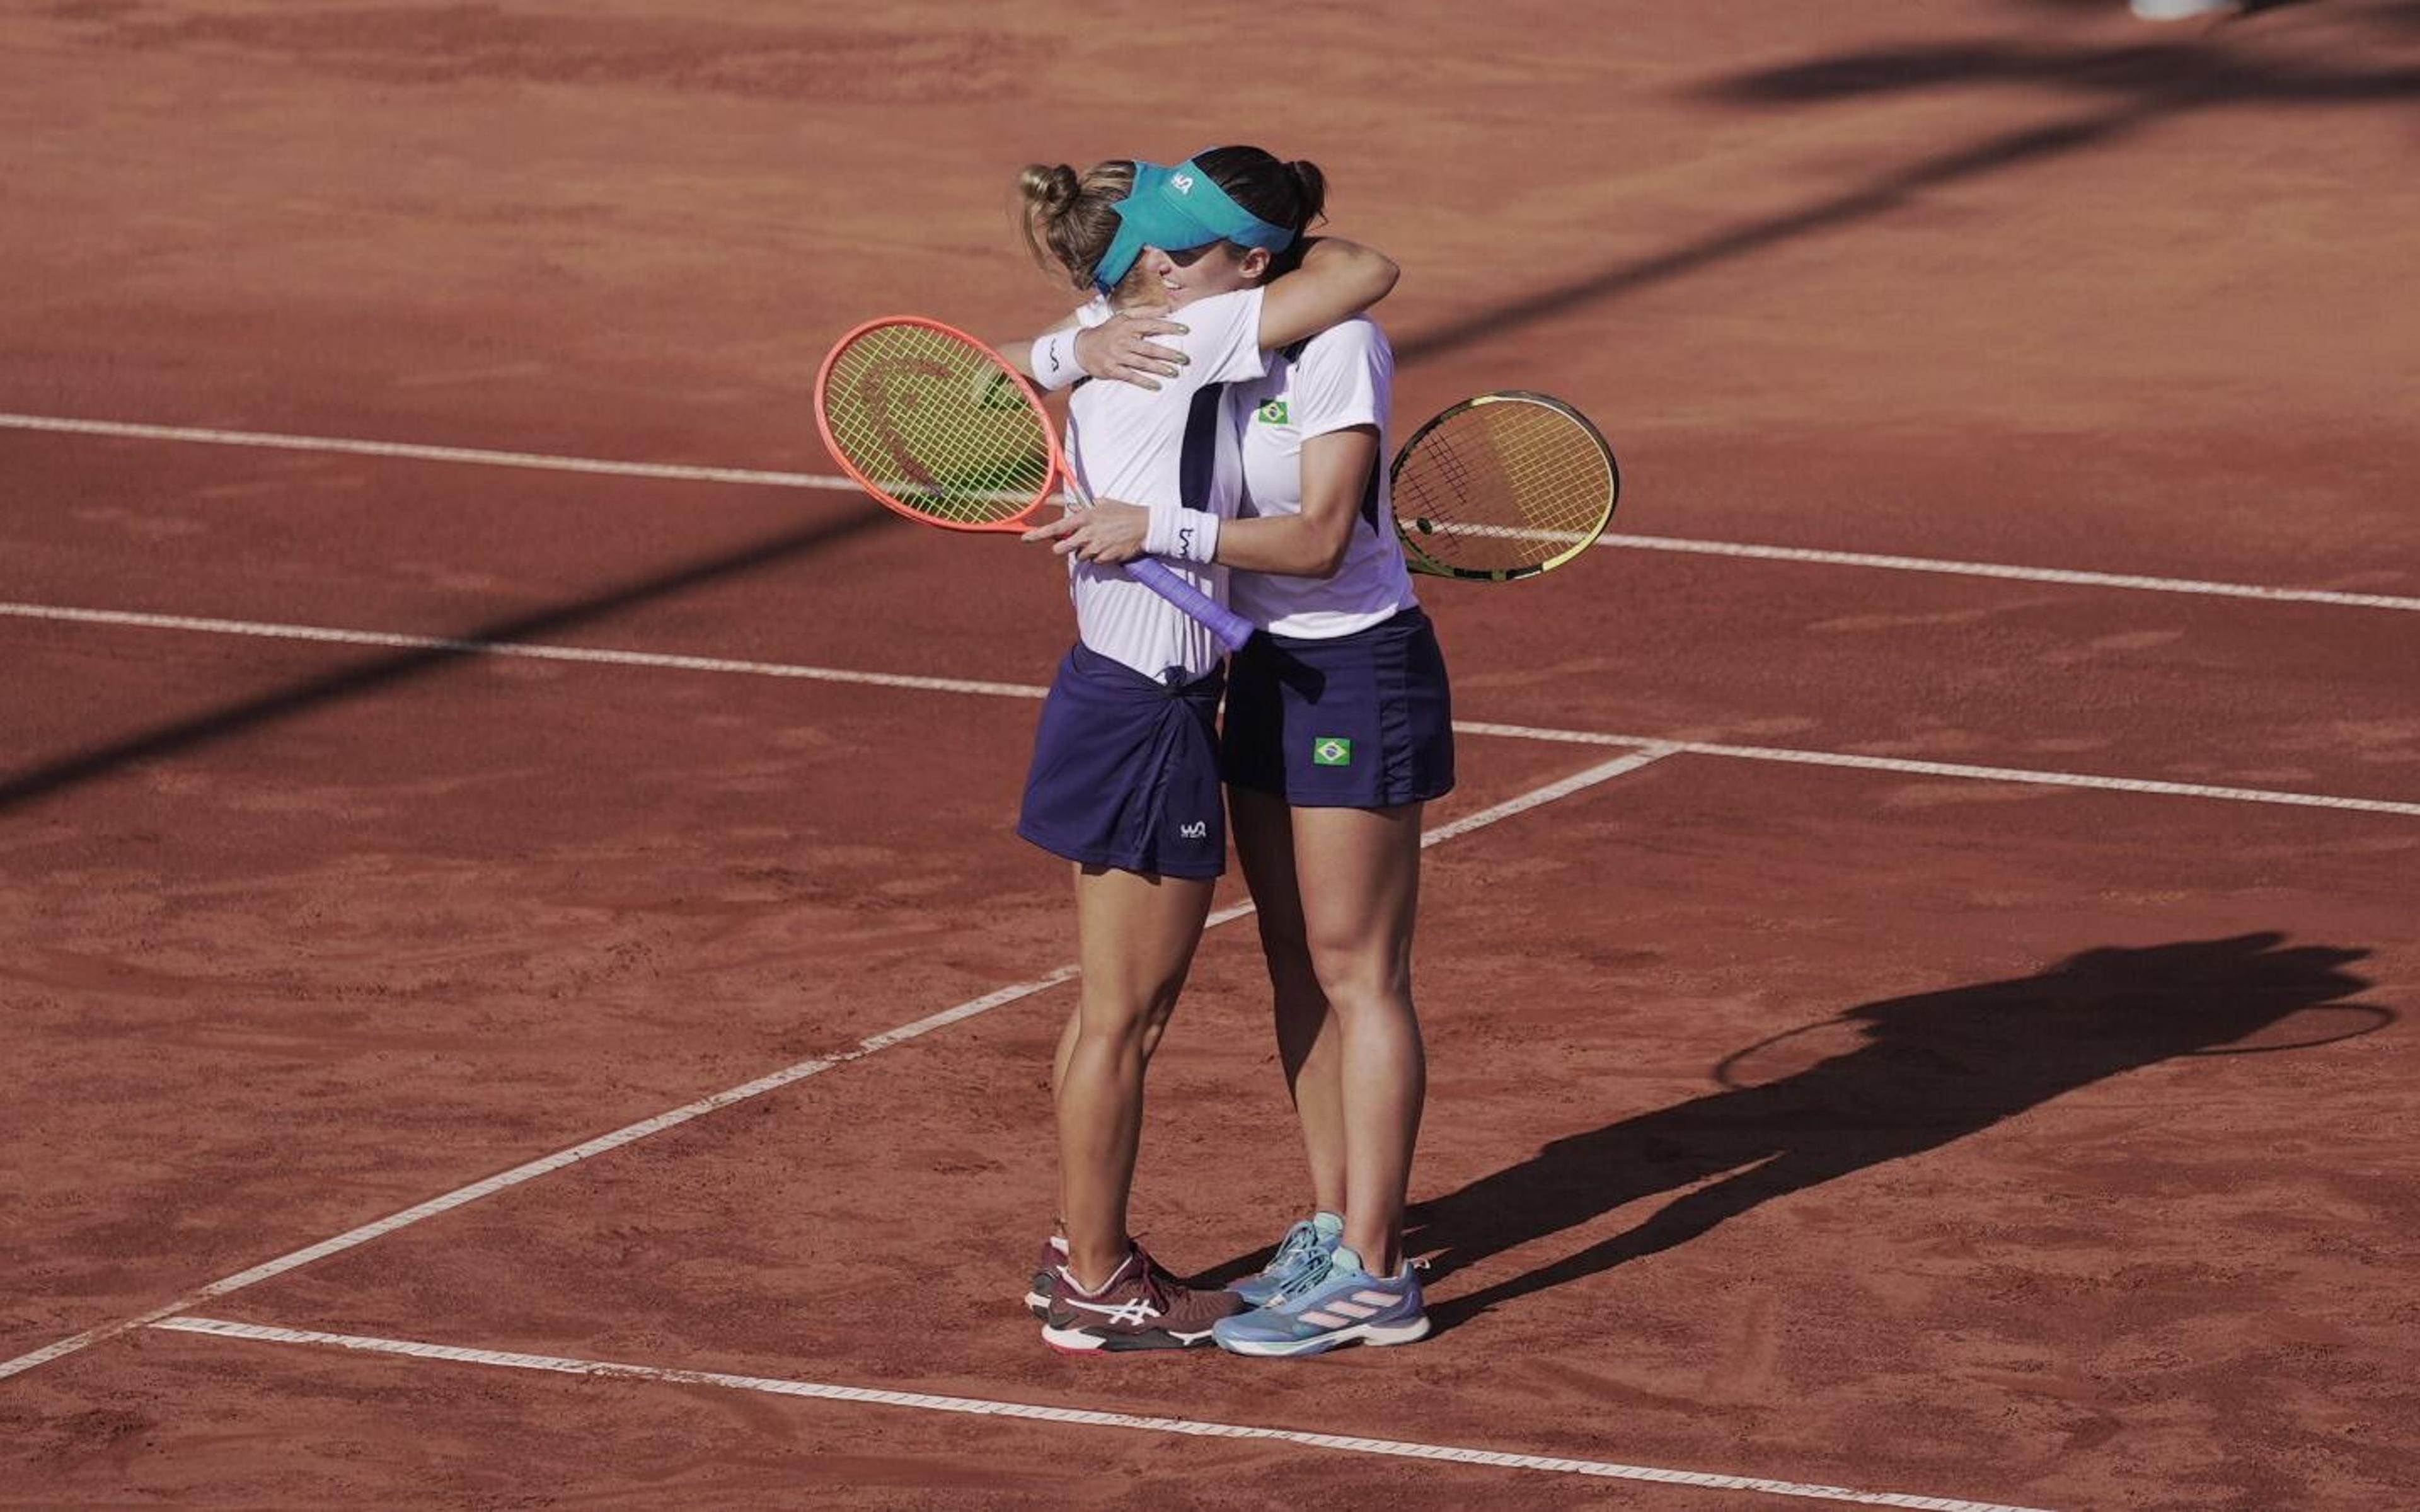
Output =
[{"x1": 1374, "y1": 931, "x2": 2380, "y2": 1336}]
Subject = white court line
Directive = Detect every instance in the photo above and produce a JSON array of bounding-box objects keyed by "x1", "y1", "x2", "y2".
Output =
[
  {"x1": 5, "y1": 411, "x2": 2412, "y2": 612},
  {"x1": 1596, "y1": 534, "x2": 2420, "y2": 613},
  {"x1": 0, "y1": 750, "x2": 1671, "y2": 1383},
  {"x1": 0, "y1": 601, "x2": 1049, "y2": 702},
  {"x1": 0, "y1": 411, "x2": 853, "y2": 491},
  {"x1": 0, "y1": 966, "x2": 1071, "y2": 1381},
  {"x1": 1450, "y1": 721, "x2": 2420, "y2": 818},
  {"x1": 150, "y1": 1317, "x2": 2057, "y2": 1512},
  {"x1": 6, "y1": 598, "x2": 2416, "y2": 817},
  {"x1": 1420, "y1": 744, "x2": 1680, "y2": 842}
]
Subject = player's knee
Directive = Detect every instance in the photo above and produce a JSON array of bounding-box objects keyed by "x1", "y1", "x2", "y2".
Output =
[
  {"x1": 1309, "y1": 953, "x2": 1413, "y2": 1022},
  {"x1": 1077, "y1": 983, "x2": 1175, "y2": 1044}
]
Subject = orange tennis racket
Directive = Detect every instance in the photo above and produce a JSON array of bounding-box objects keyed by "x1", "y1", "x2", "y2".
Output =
[{"x1": 813, "y1": 316, "x2": 1254, "y2": 652}]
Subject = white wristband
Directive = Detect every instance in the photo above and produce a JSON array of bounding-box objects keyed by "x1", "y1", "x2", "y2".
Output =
[
  {"x1": 1029, "y1": 328, "x2": 1083, "y2": 392},
  {"x1": 1145, "y1": 505, "x2": 1222, "y2": 565}
]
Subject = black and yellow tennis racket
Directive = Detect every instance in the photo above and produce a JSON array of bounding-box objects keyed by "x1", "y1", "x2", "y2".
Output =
[{"x1": 1390, "y1": 391, "x2": 1618, "y2": 581}]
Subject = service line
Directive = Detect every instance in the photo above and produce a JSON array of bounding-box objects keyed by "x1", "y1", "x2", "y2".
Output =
[
  {"x1": 6, "y1": 599, "x2": 2416, "y2": 816},
  {"x1": 5, "y1": 411, "x2": 2411, "y2": 612}
]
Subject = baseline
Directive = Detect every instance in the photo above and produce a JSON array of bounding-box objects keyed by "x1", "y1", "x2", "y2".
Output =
[{"x1": 149, "y1": 1317, "x2": 2058, "y2": 1512}]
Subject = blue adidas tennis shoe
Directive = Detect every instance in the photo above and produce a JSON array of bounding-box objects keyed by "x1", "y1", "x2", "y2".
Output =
[
  {"x1": 1229, "y1": 1211, "x2": 1344, "y2": 1307},
  {"x1": 1213, "y1": 1244, "x2": 1430, "y2": 1358}
]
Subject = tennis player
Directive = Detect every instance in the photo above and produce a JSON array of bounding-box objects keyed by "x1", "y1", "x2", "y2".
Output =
[
  {"x1": 1029, "y1": 147, "x2": 1446, "y2": 1356},
  {"x1": 1005, "y1": 154, "x2": 1399, "y2": 1351}
]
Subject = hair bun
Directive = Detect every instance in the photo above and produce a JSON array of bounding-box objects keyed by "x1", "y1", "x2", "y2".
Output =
[{"x1": 1018, "y1": 163, "x2": 1083, "y2": 220}]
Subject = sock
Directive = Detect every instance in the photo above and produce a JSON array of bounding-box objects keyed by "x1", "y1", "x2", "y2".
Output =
[{"x1": 1059, "y1": 1248, "x2": 1134, "y2": 1297}]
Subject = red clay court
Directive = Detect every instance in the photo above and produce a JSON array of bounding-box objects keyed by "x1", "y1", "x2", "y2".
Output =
[{"x1": 3, "y1": 3, "x2": 2416, "y2": 1508}]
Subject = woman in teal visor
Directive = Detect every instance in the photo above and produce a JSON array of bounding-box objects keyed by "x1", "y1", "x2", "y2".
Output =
[
  {"x1": 1088, "y1": 156, "x2": 1303, "y2": 297},
  {"x1": 1001, "y1": 149, "x2": 1404, "y2": 1354},
  {"x1": 1030, "y1": 146, "x2": 1451, "y2": 1360}
]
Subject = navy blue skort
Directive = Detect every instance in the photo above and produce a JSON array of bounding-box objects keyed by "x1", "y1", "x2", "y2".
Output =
[
  {"x1": 1221, "y1": 606, "x2": 1455, "y2": 808},
  {"x1": 1017, "y1": 643, "x2": 1228, "y2": 879}
]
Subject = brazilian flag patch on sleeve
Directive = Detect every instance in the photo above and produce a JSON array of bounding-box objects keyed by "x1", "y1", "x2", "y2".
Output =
[{"x1": 1256, "y1": 399, "x2": 1289, "y2": 425}]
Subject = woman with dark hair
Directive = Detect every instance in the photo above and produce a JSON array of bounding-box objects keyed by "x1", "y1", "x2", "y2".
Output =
[
  {"x1": 1032, "y1": 146, "x2": 1448, "y2": 1357},
  {"x1": 1003, "y1": 154, "x2": 1400, "y2": 1353}
]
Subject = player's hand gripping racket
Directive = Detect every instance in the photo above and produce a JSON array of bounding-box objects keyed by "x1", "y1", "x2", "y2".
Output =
[
  {"x1": 814, "y1": 316, "x2": 1255, "y2": 652},
  {"x1": 1390, "y1": 391, "x2": 1620, "y2": 581}
]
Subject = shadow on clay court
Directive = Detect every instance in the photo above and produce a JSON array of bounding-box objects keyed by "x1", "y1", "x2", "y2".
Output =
[
  {"x1": 1375, "y1": 932, "x2": 2385, "y2": 1334},
  {"x1": 1710, "y1": 11, "x2": 2409, "y2": 109},
  {"x1": 0, "y1": 507, "x2": 889, "y2": 815},
  {"x1": 2015, "y1": 0, "x2": 2331, "y2": 17},
  {"x1": 1395, "y1": 6, "x2": 2416, "y2": 367}
]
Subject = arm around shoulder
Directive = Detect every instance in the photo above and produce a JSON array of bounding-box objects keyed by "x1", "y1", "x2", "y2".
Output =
[{"x1": 1255, "y1": 238, "x2": 1399, "y2": 351}]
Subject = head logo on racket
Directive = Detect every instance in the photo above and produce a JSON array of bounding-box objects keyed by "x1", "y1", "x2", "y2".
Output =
[{"x1": 812, "y1": 315, "x2": 1257, "y2": 651}]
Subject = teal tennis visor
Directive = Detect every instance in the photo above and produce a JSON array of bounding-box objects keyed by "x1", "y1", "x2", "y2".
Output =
[{"x1": 1092, "y1": 157, "x2": 1298, "y2": 295}]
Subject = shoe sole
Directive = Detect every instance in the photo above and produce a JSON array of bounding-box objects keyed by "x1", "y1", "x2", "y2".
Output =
[
  {"x1": 1214, "y1": 1314, "x2": 1431, "y2": 1358},
  {"x1": 1040, "y1": 1322, "x2": 1219, "y2": 1353}
]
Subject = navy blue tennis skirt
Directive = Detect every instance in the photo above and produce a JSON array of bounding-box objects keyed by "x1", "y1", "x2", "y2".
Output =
[
  {"x1": 1221, "y1": 606, "x2": 1455, "y2": 808},
  {"x1": 1018, "y1": 642, "x2": 1228, "y2": 879}
]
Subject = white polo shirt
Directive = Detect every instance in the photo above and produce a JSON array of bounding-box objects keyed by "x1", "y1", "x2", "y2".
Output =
[
  {"x1": 1224, "y1": 316, "x2": 1417, "y2": 639},
  {"x1": 1061, "y1": 286, "x2": 1267, "y2": 681}
]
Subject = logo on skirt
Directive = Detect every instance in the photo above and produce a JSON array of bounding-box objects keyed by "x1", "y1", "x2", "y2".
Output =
[
  {"x1": 1312, "y1": 736, "x2": 1353, "y2": 767},
  {"x1": 1179, "y1": 821, "x2": 1208, "y2": 839}
]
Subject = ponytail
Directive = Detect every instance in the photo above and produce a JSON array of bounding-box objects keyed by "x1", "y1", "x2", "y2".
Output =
[{"x1": 1279, "y1": 159, "x2": 1328, "y2": 238}]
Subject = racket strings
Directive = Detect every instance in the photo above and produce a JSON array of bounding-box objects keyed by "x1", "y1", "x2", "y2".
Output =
[
  {"x1": 1396, "y1": 399, "x2": 1614, "y2": 570},
  {"x1": 819, "y1": 323, "x2": 1053, "y2": 525}
]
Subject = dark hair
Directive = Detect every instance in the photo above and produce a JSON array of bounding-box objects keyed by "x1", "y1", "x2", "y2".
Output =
[{"x1": 1194, "y1": 146, "x2": 1328, "y2": 242}]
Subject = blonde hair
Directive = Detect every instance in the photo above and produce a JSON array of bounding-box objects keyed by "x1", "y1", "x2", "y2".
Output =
[{"x1": 1017, "y1": 159, "x2": 1153, "y2": 304}]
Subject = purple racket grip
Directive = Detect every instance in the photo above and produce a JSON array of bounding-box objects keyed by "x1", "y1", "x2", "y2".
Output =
[{"x1": 1125, "y1": 556, "x2": 1255, "y2": 653}]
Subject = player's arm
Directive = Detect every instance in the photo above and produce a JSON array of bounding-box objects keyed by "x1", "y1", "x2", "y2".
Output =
[
  {"x1": 1022, "y1": 425, "x2": 1373, "y2": 576},
  {"x1": 1030, "y1": 318, "x2": 1392, "y2": 575},
  {"x1": 1003, "y1": 310, "x2": 1190, "y2": 391},
  {"x1": 993, "y1": 309, "x2": 1078, "y2": 382},
  {"x1": 1204, "y1": 426, "x2": 1376, "y2": 577},
  {"x1": 1255, "y1": 238, "x2": 1398, "y2": 351}
]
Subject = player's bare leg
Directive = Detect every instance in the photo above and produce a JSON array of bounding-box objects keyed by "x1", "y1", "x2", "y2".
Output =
[{"x1": 1054, "y1": 863, "x2": 1214, "y2": 1288}]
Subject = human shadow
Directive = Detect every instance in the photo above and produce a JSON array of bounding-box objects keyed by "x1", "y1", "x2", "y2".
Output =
[
  {"x1": 2014, "y1": 0, "x2": 2330, "y2": 18},
  {"x1": 1395, "y1": 12, "x2": 2418, "y2": 367},
  {"x1": 0, "y1": 506, "x2": 889, "y2": 815},
  {"x1": 1200, "y1": 934, "x2": 2383, "y2": 1325},
  {"x1": 1400, "y1": 932, "x2": 2380, "y2": 1331},
  {"x1": 1705, "y1": 24, "x2": 2413, "y2": 110}
]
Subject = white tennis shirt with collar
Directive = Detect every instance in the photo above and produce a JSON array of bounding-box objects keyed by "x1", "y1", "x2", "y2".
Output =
[
  {"x1": 1061, "y1": 285, "x2": 1266, "y2": 683},
  {"x1": 1224, "y1": 316, "x2": 1419, "y2": 639}
]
